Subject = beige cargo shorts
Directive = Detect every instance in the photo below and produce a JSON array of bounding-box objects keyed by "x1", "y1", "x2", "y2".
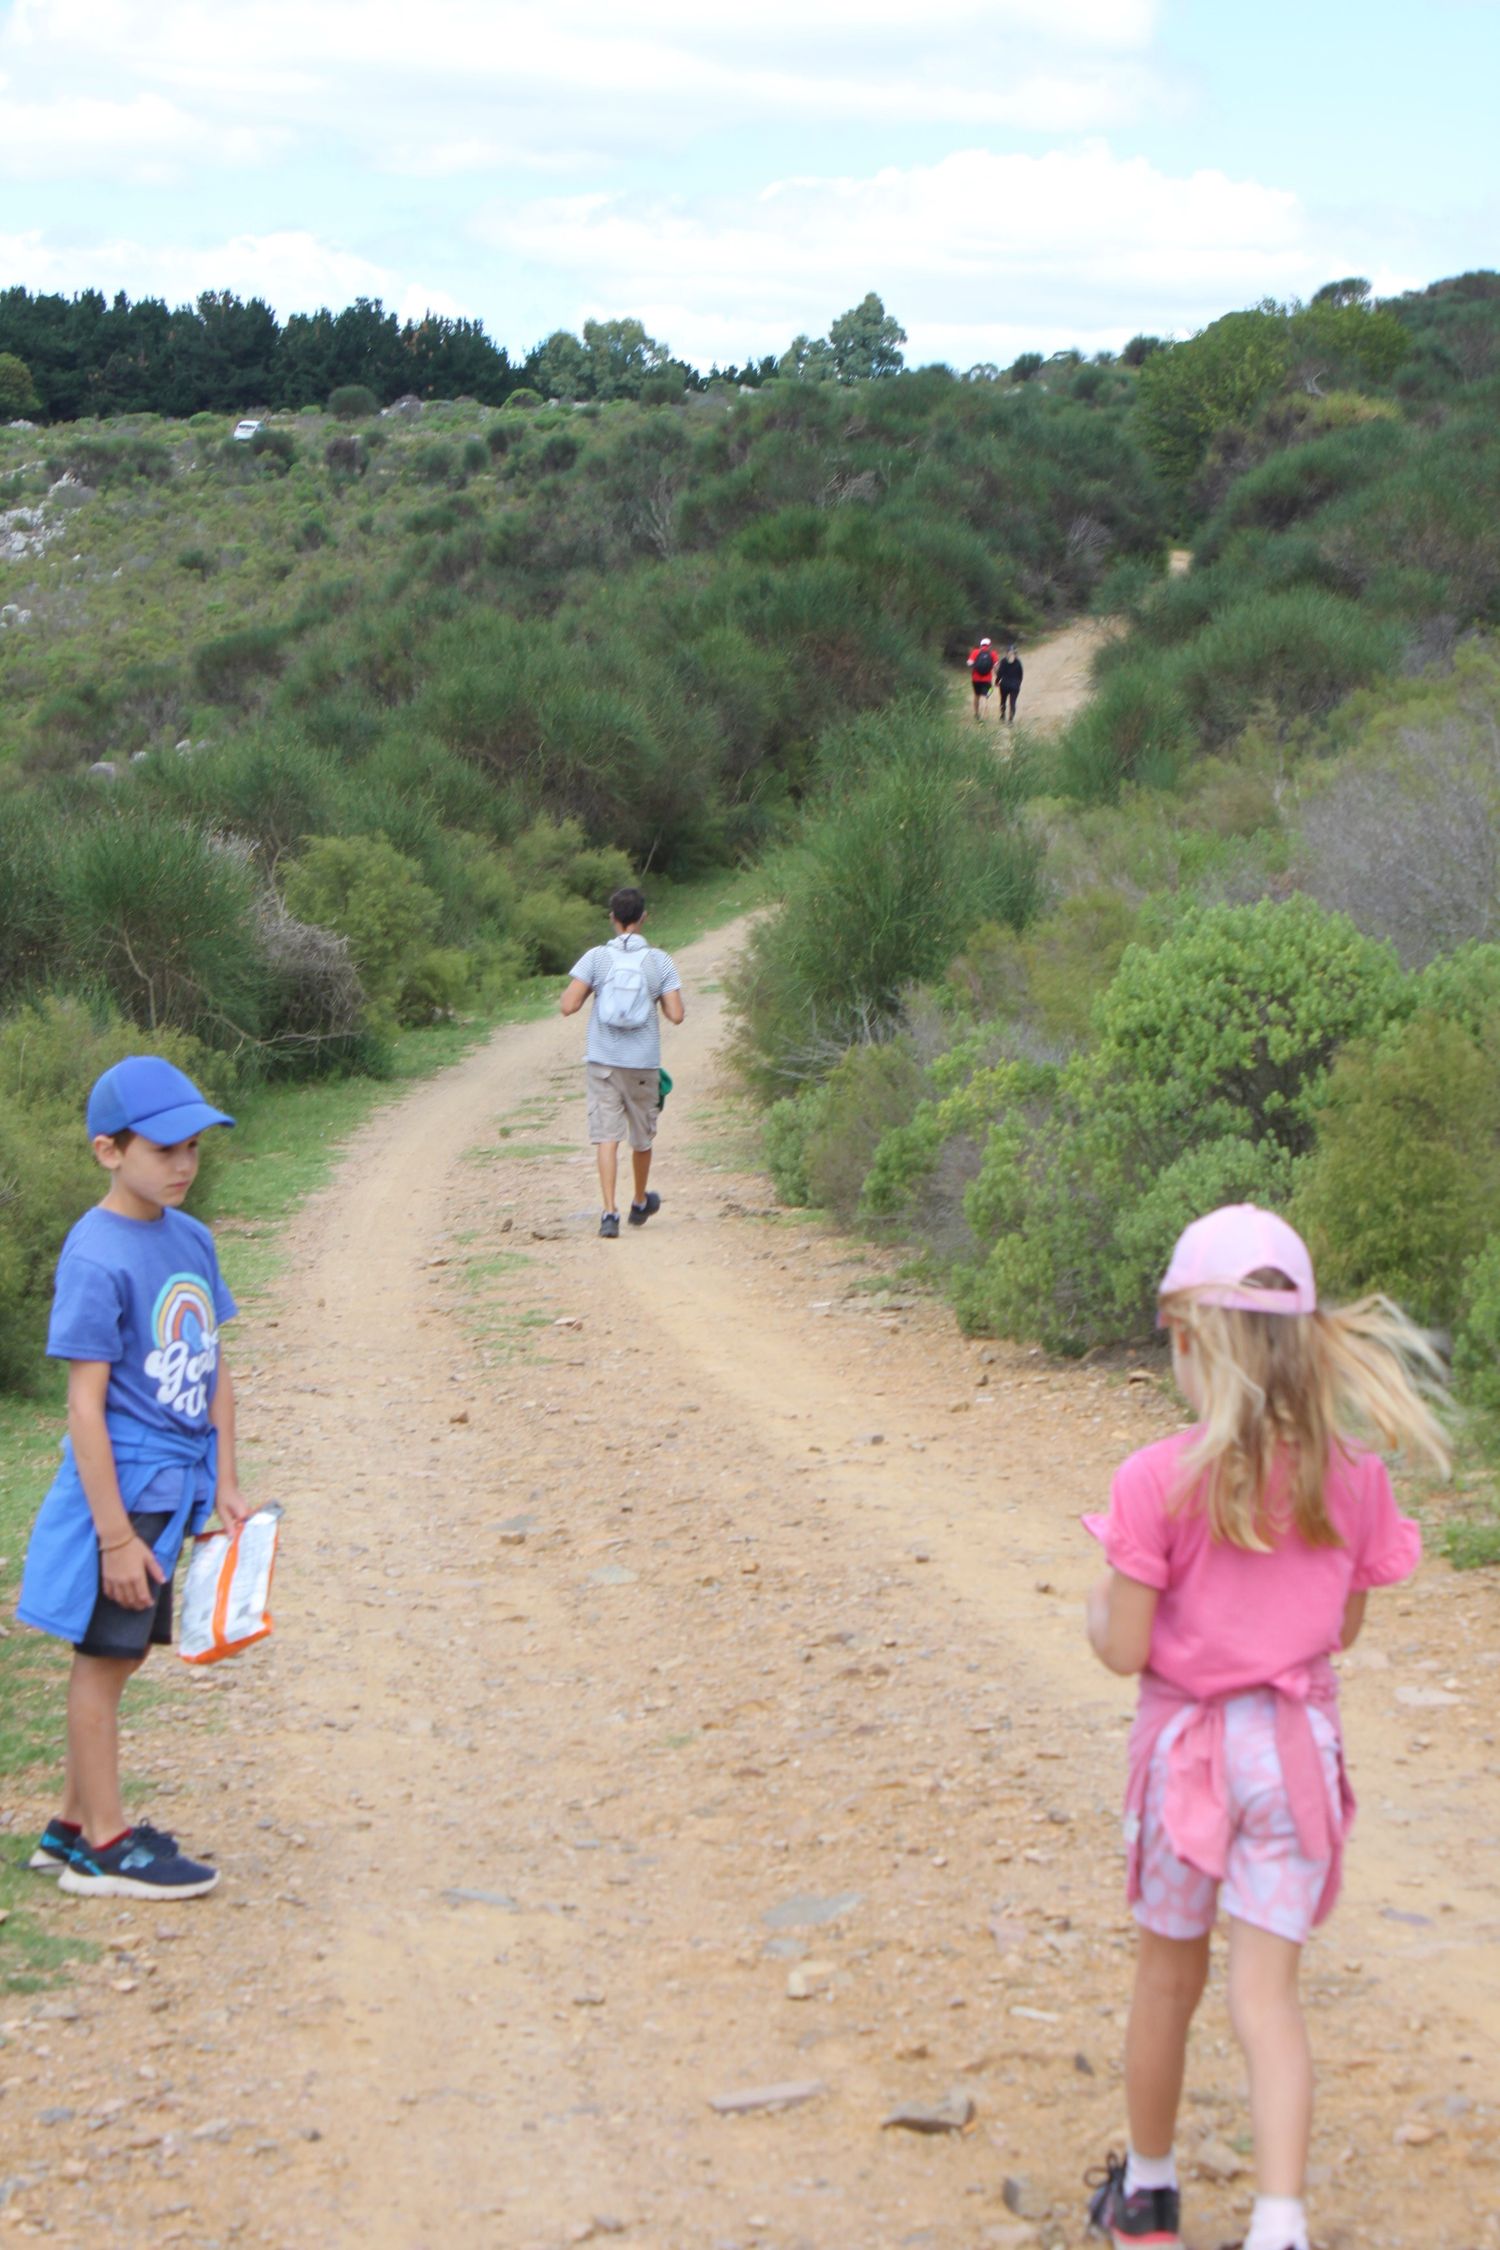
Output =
[{"x1": 586, "y1": 1062, "x2": 661, "y2": 1150}]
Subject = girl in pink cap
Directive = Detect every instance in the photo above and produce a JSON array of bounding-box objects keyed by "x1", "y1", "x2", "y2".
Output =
[{"x1": 1081, "y1": 1205, "x2": 1449, "y2": 2250}]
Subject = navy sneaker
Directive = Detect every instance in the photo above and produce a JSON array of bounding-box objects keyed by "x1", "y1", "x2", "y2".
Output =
[
  {"x1": 599, "y1": 1212, "x2": 620, "y2": 1238},
  {"x1": 58, "y1": 1827, "x2": 219, "y2": 1900},
  {"x1": 1086, "y1": 2152, "x2": 1182, "y2": 2247},
  {"x1": 628, "y1": 1191, "x2": 661, "y2": 1227},
  {"x1": 31, "y1": 1818, "x2": 182, "y2": 1874},
  {"x1": 27, "y1": 1818, "x2": 81, "y2": 1874}
]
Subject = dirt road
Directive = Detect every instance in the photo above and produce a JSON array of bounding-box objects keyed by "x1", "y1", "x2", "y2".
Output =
[{"x1": 4, "y1": 619, "x2": 1499, "y2": 2249}]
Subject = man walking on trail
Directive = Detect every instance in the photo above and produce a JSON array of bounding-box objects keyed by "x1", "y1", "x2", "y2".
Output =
[
  {"x1": 561, "y1": 887, "x2": 684, "y2": 1239},
  {"x1": 967, "y1": 637, "x2": 997, "y2": 718},
  {"x1": 998, "y1": 643, "x2": 1023, "y2": 722}
]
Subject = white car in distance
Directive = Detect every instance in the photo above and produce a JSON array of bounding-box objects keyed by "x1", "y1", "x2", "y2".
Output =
[{"x1": 231, "y1": 418, "x2": 264, "y2": 442}]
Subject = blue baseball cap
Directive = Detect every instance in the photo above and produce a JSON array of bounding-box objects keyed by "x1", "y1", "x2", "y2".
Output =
[{"x1": 86, "y1": 1056, "x2": 235, "y2": 1145}]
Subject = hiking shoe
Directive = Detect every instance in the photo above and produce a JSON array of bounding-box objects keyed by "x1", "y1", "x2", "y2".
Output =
[
  {"x1": 627, "y1": 1191, "x2": 661, "y2": 1227},
  {"x1": 27, "y1": 1818, "x2": 81, "y2": 1874},
  {"x1": 599, "y1": 1212, "x2": 620, "y2": 1239},
  {"x1": 1086, "y1": 2152, "x2": 1182, "y2": 2246},
  {"x1": 58, "y1": 1828, "x2": 219, "y2": 1900}
]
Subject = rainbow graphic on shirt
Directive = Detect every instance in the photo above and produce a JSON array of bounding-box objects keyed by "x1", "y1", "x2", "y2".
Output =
[
  {"x1": 152, "y1": 1274, "x2": 216, "y2": 1353},
  {"x1": 145, "y1": 1273, "x2": 219, "y2": 1418}
]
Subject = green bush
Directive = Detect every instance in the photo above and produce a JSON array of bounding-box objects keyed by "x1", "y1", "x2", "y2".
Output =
[
  {"x1": 54, "y1": 813, "x2": 268, "y2": 1050},
  {"x1": 461, "y1": 436, "x2": 489, "y2": 476},
  {"x1": 511, "y1": 887, "x2": 599, "y2": 975},
  {"x1": 193, "y1": 625, "x2": 290, "y2": 701},
  {"x1": 1294, "y1": 1010, "x2": 1500, "y2": 1323},
  {"x1": 1170, "y1": 590, "x2": 1389, "y2": 745},
  {"x1": 775, "y1": 1039, "x2": 927, "y2": 1221},
  {"x1": 414, "y1": 440, "x2": 458, "y2": 485},
  {"x1": 1050, "y1": 659, "x2": 1194, "y2": 801},
  {"x1": 45, "y1": 433, "x2": 172, "y2": 487},
  {"x1": 281, "y1": 833, "x2": 453, "y2": 1030},
  {"x1": 328, "y1": 384, "x2": 379, "y2": 420},
  {"x1": 1454, "y1": 1235, "x2": 1500, "y2": 1416},
  {"x1": 0, "y1": 998, "x2": 231, "y2": 1390},
  {"x1": 951, "y1": 898, "x2": 1408, "y2": 1352},
  {"x1": 730, "y1": 708, "x2": 1043, "y2": 1092},
  {"x1": 504, "y1": 388, "x2": 544, "y2": 411}
]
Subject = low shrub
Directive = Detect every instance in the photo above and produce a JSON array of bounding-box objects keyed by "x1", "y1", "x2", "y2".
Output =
[
  {"x1": 1049, "y1": 659, "x2": 1195, "y2": 801},
  {"x1": 796, "y1": 1039, "x2": 925, "y2": 1221},
  {"x1": 281, "y1": 833, "x2": 453, "y2": 1030},
  {"x1": 328, "y1": 384, "x2": 379, "y2": 420},
  {"x1": 1454, "y1": 1236, "x2": 1500, "y2": 1416},
  {"x1": 54, "y1": 814, "x2": 268, "y2": 1050},
  {"x1": 511, "y1": 888, "x2": 599, "y2": 975},
  {"x1": 193, "y1": 625, "x2": 290, "y2": 701},
  {"x1": 730, "y1": 709, "x2": 1043, "y2": 1092},
  {"x1": 949, "y1": 898, "x2": 1408, "y2": 1352},
  {"x1": 414, "y1": 440, "x2": 458, "y2": 485},
  {"x1": 1293, "y1": 1009, "x2": 1500, "y2": 1323}
]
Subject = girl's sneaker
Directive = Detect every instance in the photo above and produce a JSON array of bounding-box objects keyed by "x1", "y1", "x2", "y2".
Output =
[
  {"x1": 58, "y1": 1828, "x2": 218, "y2": 1900},
  {"x1": 29, "y1": 1818, "x2": 180, "y2": 1874},
  {"x1": 1086, "y1": 2152, "x2": 1182, "y2": 2247}
]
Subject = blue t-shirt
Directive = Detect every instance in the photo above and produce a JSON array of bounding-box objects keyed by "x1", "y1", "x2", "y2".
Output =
[{"x1": 47, "y1": 1205, "x2": 237, "y2": 1444}]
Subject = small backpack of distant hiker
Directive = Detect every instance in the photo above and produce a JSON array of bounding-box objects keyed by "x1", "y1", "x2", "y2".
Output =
[
  {"x1": 596, "y1": 940, "x2": 656, "y2": 1031},
  {"x1": 972, "y1": 647, "x2": 995, "y2": 679}
]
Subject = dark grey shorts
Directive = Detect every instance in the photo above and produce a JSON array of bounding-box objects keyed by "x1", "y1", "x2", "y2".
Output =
[{"x1": 75, "y1": 1511, "x2": 175, "y2": 1660}]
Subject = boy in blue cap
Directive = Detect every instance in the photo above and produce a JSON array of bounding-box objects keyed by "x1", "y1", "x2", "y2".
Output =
[{"x1": 17, "y1": 1056, "x2": 245, "y2": 1899}]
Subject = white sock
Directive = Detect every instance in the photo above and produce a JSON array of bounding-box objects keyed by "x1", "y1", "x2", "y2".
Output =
[
  {"x1": 1124, "y1": 2146, "x2": 1178, "y2": 2194},
  {"x1": 1244, "y1": 2194, "x2": 1308, "y2": 2250}
]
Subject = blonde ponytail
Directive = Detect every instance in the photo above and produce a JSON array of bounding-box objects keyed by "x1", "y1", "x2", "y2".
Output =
[{"x1": 1161, "y1": 1286, "x2": 1451, "y2": 1550}]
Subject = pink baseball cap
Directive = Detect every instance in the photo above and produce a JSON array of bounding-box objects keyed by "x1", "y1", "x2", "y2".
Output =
[{"x1": 1157, "y1": 1203, "x2": 1316, "y2": 1319}]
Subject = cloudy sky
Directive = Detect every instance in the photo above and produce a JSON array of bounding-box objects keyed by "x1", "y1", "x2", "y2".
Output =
[{"x1": 2, "y1": 0, "x2": 1496, "y2": 371}]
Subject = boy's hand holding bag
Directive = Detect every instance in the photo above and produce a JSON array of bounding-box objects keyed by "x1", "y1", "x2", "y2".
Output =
[{"x1": 179, "y1": 1504, "x2": 283, "y2": 1665}]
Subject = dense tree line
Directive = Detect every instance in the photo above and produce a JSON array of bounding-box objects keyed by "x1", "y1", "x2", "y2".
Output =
[
  {"x1": 0, "y1": 287, "x2": 525, "y2": 421},
  {"x1": 0, "y1": 287, "x2": 916, "y2": 425}
]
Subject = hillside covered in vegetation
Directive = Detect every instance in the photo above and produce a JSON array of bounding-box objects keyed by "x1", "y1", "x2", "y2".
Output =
[
  {"x1": 0, "y1": 323, "x2": 1162, "y2": 1383},
  {"x1": 737, "y1": 273, "x2": 1500, "y2": 1528},
  {"x1": 4, "y1": 267, "x2": 1500, "y2": 1518}
]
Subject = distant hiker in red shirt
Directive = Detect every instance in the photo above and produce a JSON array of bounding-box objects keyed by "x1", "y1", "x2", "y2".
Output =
[
  {"x1": 998, "y1": 644, "x2": 1023, "y2": 722},
  {"x1": 967, "y1": 637, "x2": 997, "y2": 718}
]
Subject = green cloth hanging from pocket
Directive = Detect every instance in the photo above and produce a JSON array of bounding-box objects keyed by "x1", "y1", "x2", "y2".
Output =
[{"x1": 658, "y1": 1068, "x2": 673, "y2": 1109}]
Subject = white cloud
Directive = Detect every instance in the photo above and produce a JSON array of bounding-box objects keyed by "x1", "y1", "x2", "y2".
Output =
[
  {"x1": 0, "y1": 227, "x2": 453, "y2": 321},
  {"x1": 480, "y1": 143, "x2": 1316, "y2": 365},
  {"x1": 0, "y1": 89, "x2": 283, "y2": 180},
  {"x1": 1, "y1": 0, "x2": 1169, "y2": 170}
]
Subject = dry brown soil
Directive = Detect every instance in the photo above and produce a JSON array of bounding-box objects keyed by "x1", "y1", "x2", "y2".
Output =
[{"x1": 3, "y1": 623, "x2": 1499, "y2": 2250}]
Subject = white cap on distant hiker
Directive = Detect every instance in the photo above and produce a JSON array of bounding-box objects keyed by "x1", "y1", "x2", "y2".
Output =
[{"x1": 980, "y1": 637, "x2": 991, "y2": 646}]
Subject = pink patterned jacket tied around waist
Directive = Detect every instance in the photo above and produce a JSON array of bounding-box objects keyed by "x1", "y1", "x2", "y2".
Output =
[{"x1": 1123, "y1": 1663, "x2": 1354, "y2": 1926}]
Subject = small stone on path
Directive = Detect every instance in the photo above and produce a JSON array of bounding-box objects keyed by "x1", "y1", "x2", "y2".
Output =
[{"x1": 709, "y1": 2080, "x2": 825, "y2": 2116}]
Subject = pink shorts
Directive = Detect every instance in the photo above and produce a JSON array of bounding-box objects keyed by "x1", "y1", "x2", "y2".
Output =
[{"x1": 1133, "y1": 1689, "x2": 1341, "y2": 1944}]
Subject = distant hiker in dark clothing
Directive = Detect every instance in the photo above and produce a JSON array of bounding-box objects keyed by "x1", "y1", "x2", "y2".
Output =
[
  {"x1": 967, "y1": 637, "x2": 997, "y2": 718},
  {"x1": 998, "y1": 645, "x2": 1023, "y2": 722}
]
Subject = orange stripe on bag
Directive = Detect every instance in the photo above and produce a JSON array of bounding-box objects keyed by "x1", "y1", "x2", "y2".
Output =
[{"x1": 179, "y1": 1506, "x2": 282, "y2": 1666}]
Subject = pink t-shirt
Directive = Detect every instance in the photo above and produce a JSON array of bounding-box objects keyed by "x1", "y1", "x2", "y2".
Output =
[{"x1": 1083, "y1": 1429, "x2": 1421, "y2": 1700}]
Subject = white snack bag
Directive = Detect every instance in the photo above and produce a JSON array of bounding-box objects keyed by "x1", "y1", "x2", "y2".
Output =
[{"x1": 179, "y1": 1505, "x2": 283, "y2": 1665}]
